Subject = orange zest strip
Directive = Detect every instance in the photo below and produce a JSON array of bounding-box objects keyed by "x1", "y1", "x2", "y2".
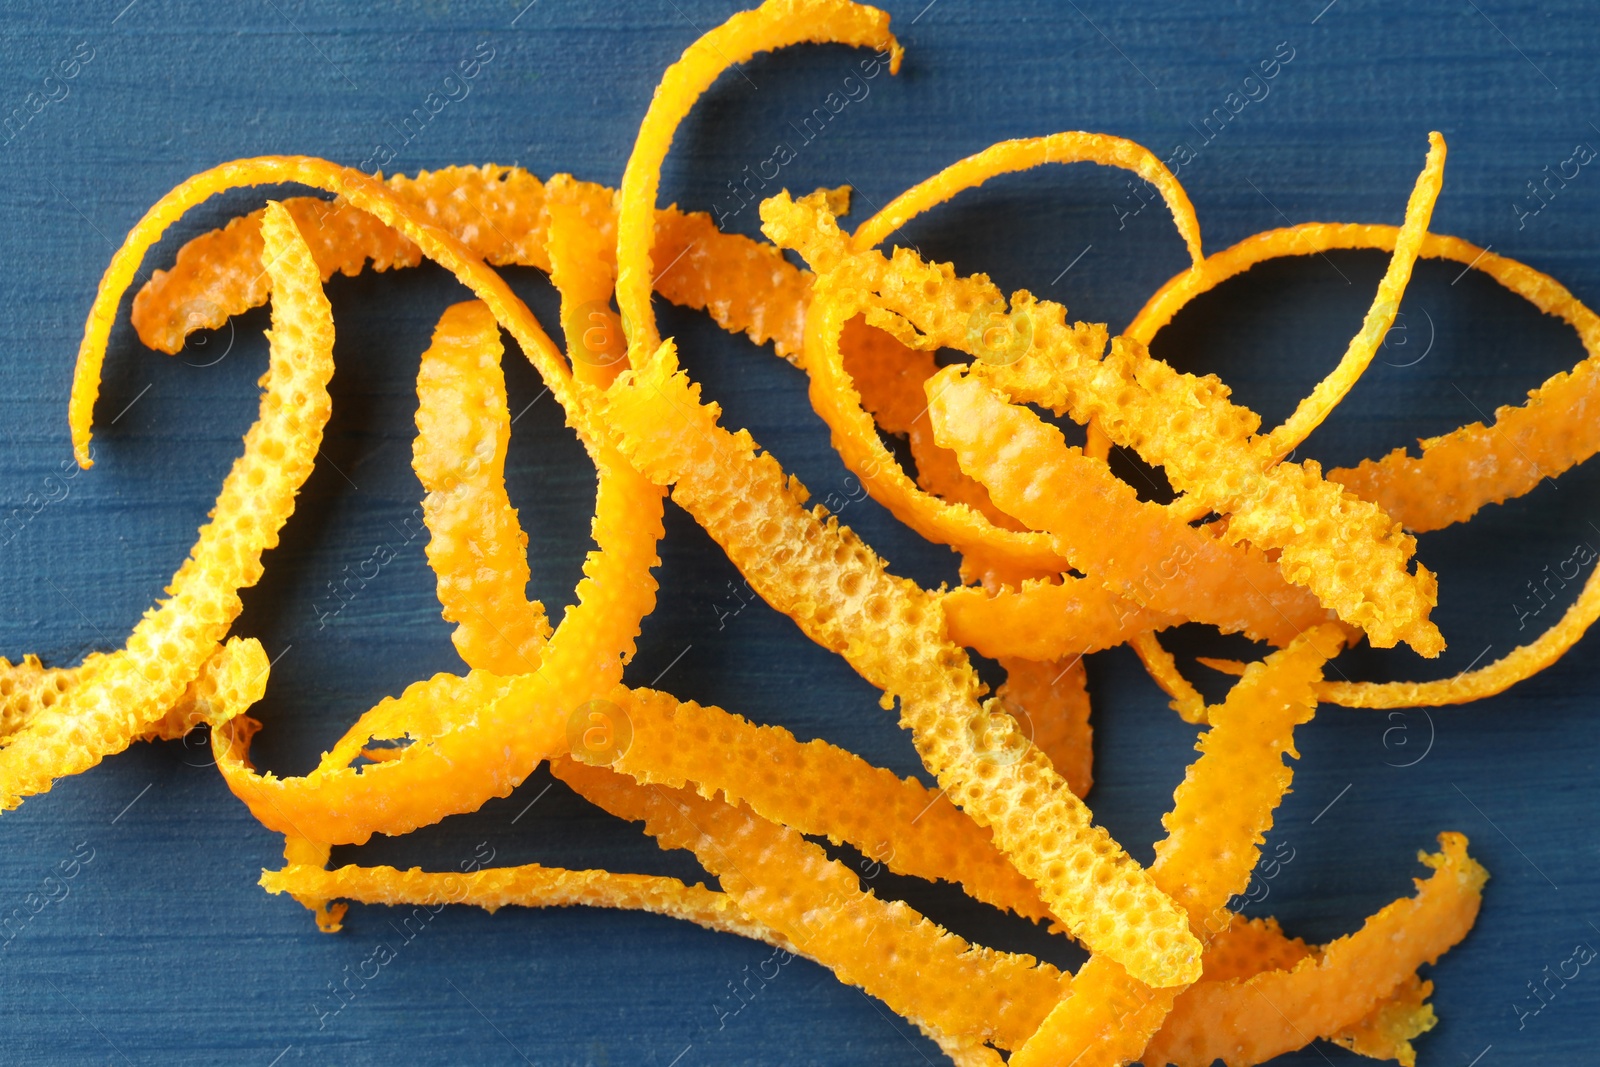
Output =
[
  {"x1": 414, "y1": 300, "x2": 553, "y2": 675},
  {"x1": 0, "y1": 204, "x2": 333, "y2": 809},
  {"x1": 995, "y1": 656, "x2": 1093, "y2": 799},
  {"x1": 600, "y1": 685, "x2": 1052, "y2": 923},
  {"x1": 603, "y1": 0, "x2": 1199, "y2": 988},
  {"x1": 843, "y1": 314, "x2": 1028, "y2": 536},
  {"x1": 850, "y1": 130, "x2": 1203, "y2": 264},
  {"x1": 261, "y1": 859, "x2": 794, "y2": 951},
  {"x1": 132, "y1": 174, "x2": 820, "y2": 366},
  {"x1": 942, "y1": 577, "x2": 1179, "y2": 661},
  {"x1": 1144, "y1": 832, "x2": 1487, "y2": 1067},
  {"x1": 555, "y1": 759, "x2": 1070, "y2": 1052},
  {"x1": 613, "y1": 0, "x2": 901, "y2": 365},
  {"x1": 1316, "y1": 570, "x2": 1600, "y2": 707},
  {"x1": 67, "y1": 155, "x2": 662, "y2": 842},
  {"x1": 1262, "y1": 134, "x2": 1447, "y2": 457},
  {"x1": 1128, "y1": 222, "x2": 1600, "y2": 534},
  {"x1": 1010, "y1": 626, "x2": 1344, "y2": 1066},
  {"x1": 927, "y1": 365, "x2": 1330, "y2": 645},
  {"x1": 762, "y1": 190, "x2": 1443, "y2": 656},
  {"x1": 0, "y1": 653, "x2": 109, "y2": 744},
  {"x1": 785, "y1": 130, "x2": 1207, "y2": 573},
  {"x1": 603, "y1": 345, "x2": 1201, "y2": 986},
  {"x1": 131, "y1": 165, "x2": 553, "y2": 355}
]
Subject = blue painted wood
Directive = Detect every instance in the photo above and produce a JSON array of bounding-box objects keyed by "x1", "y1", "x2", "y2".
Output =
[{"x1": 0, "y1": 1, "x2": 1595, "y2": 1062}]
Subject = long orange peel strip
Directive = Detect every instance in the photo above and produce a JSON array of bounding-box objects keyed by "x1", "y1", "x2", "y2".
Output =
[
  {"x1": 63, "y1": 153, "x2": 657, "y2": 843},
  {"x1": 600, "y1": 0, "x2": 1202, "y2": 988},
  {"x1": 1011, "y1": 624, "x2": 1345, "y2": 1066},
  {"x1": 413, "y1": 299, "x2": 553, "y2": 674},
  {"x1": 1261, "y1": 133, "x2": 1447, "y2": 458},
  {"x1": 790, "y1": 133, "x2": 1206, "y2": 574},
  {"x1": 926, "y1": 364, "x2": 1331, "y2": 645},
  {"x1": 1145, "y1": 833, "x2": 1487, "y2": 1067},
  {"x1": 762, "y1": 189, "x2": 1444, "y2": 656},
  {"x1": 554, "y1": 757, "x2": 1069, "y2": 1052},
  {"x1": 261, "y1": 861, "x2": 797, "y2": 952},
  {"x1": 0, "y1": 202, "x2": 332, "y2": 808}
]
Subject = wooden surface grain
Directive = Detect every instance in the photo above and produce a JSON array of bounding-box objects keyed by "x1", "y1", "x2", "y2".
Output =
[{"x1": 0, "y1": 1, "x2": 1596, "y2": 1062}]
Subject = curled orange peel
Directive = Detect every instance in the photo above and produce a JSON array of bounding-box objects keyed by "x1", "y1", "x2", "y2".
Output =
[
  {"x1": 601, "y1": 0, "x2": 1201, "y2": 987},
  {"x1": 414, "y1": 299, "x2": 553, "y2": 675},
  {"x1": 1262, "y1": 133, "x2": 1448, "y2": 458},
  {"x1": 0, "y1": 203, "x2": 332, "y2": 809},
  {"x1": 1145, "y1": 833, "x2": 1487, "y2": 1067},
  {"x1": 555, "y1": 758, "x2": 1069, "y2": 1052},
  {"x1": 1128, "y1": 221, "x2": 1600, "y2": 534},
  {"x1": 761, "y1": 189, "x2": 1444, "y2": 656},
  {"x1": 1010, "y1": 625, "x2": 1344, "y2": 1066},
  {"x1": 995, "y1": 656, "x2": 1094, "y2": 799},
  {"x1": 784, "y1": 132, "x2": 1205, "y2": 573},
  {"x1": 926, "y1": 364, "x2": 1330, "y2": 644},
  {"x1": 942, "y1": 576, "x2": 1179, "y2": 661},
  {"x1": 612, "y1": 0, "x2": 902, "y2": 366},
  {"x1": 601, "y1": 343, "x2": 1201, "y2": 985},
  {"x1": 64, "y1": 154, "x2": 662, "y2": 841},
  {"x1": 261, "y1": 860, "x2": 795, "y2": 951},
  {"x1": 601, "y1": 685, "x2": 1053, "y2": 923}
]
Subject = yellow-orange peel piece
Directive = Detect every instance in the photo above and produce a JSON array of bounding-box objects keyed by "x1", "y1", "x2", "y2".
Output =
[
  {"x1": 602, "y1": 345, "x2": 1201, "y2": 986},
  {"x1": 761, "y1": 189, "x2": 1442, "y2": 655},
  {"x1": 942, "y1": 577, "x2": 1180, "y2": 661},
  {"x1": 556, "y1": 759, "x2": 1068, "y2": 1051},
  {"x1": 0, "y1": 203, "x2": 332, "y2": 809},
  {"x1": 1010, "y1": 626, "x2": 1344, "y2": 1066},
  {"x1": 262, "y1": 860, "x2": 794, "y2": 951},
  {"x1": 604, "y1": 0, "x2": 1197, "y2": 987},
  {"x1": 1145, "y1": 833, "x2": 1486, "y2": 1067},
  {"x1": 927, "y1": 365, "x2": 1330, "y2": 644},
  {"x1": 995, "y1": 656, "x2": 1093, "y2": 799},
  {"x1": 414, "y1": 300, "x2": 553, "y2": 675},
  {"x1": 1128, "y1": 222, "x2": 1600, "y2": 534},
  {"x1": 67, "y1": 155, "x2": 662, "y2": 839},
  {"x1": 612, "y1": 0, "x2": 901, "y2": 366},
  {"x1": 1263, "y1": 134, "x2": 1447, "y2": 457},
  {"x1": 601, "y1": 685, "x2": 1052, "y2": 923}
]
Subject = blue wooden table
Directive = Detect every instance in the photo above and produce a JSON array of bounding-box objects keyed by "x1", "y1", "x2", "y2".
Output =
[{"x1": 0, "y1": 1, "x2": 1596, "y2": 1063}]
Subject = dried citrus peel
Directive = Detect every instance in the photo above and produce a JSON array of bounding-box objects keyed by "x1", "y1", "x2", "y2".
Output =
[
  {"x1": 0, "y1": 203, "x2": 333, "y2": 809},
  {"x1": 603, "y1": 0, "x2": 1200, "y2": 987},
  {"x1": 64, "y1": 155, "x2": 664, "y2": 840},
  {"x1": 1131, "y1": 631, "x2": 1210, "y2": 725},
  {"x1": 599, "y1": 685, "x2": 1053, "y2": 923},
  {"x1": 1010, "y1": 626, "x2": 1344, "y2": 1066},
  {"x1": 942, "y1": 577, "x2": 1180, "y2": 660},
  {"x1": 1262, "y1": 133, "x2": 1447, "y2": 458},
  {"x1": 1128, "y1": 221, "x2": 1600, "y2": 533},
  {"x1": 762, "y1": 189, "x2": 1443, "y2": 655},
  {"x1": 995, "y1": 656, "x2": 1093, "y2": 799},
  {"x1": 555, "y1": 758, "x2": 1069, "y2": 1051},
  {"x1": 261, "y1": 860, "x2": 795, "y2": 951},
  {"x1": 612, "y1": 0, "x2": 902, "y2": 367},
  {"x1": 849, "y1": 131, "x2": 1203, "y2": 265},
  {"x1": 1145, "y1": 833, "x2": 1487, "y2": 1067},
  {"x1": 926, "y1": 365, "x2": 1330, "y2": 645},
  {"x1": 414, "y1": 299, "x2": 553, "y2": 675},
  {"x1": 790, "y1": 132, "x2": 1206, "y2": 572},
  {"x1": 602, "y1": 345, "x2": 1201, "y2": 986}
]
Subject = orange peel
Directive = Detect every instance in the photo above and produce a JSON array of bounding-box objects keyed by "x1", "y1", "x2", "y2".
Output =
[
  {"x1": 0, "y1": 202, "x2": 332, "y2": 809},
  {"x1": 1010, "y1": 625, "x2": 1344, "y2": 1066},
  {"x1": 413, "y1": 299, "x2": 553, "y2": 675},
  {"x1": 1145, "y1": 833, "x2": 1487, "y2": 1067}
]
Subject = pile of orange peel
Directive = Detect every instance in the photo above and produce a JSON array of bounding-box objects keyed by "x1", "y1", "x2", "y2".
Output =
[{"x1": 22, "y1": 0, "x2": 1600, "y2": 1060}]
